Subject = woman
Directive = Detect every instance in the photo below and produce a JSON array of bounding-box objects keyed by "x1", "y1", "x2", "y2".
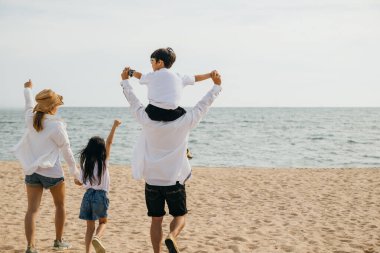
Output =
[{"x1": 13, "y1": 79, "x2": 80, "y2": 253}]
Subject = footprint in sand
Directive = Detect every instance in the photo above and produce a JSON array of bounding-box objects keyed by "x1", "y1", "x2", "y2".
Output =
[
  {"x1": 230, "y1": 236, "x2": 248, "y2": 242},
  {"x1": 363, "y1": 248, "x2": 376, "y2": 253},
  {"x1": 281, "y1": 245, "x2": 295, "y2": 252},
  {"x1": 228, "y1": 245, "x2": 242, "y2": 253},
  {"x1": 2, "y1": 245, "x2": 15, "y2": 250},
  {"x1": 248, "y1": 243, "x2": 259, "y2": 250}
]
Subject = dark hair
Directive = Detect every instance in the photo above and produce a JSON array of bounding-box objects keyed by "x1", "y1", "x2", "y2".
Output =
[
  {"x1": 33, "y1": 111, "x2": 45, "y2": 132},
  {"x1": 151, "y1": 47, "x2": 176, "y2": 68},
  {"x1": 79, "y1": 136, "x2": 107, "y2": 185}
]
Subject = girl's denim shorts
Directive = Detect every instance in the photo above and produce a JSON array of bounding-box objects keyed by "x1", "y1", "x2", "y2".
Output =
[{"x1": 79, "y1": 188, "x2": 109, "y2": 220}]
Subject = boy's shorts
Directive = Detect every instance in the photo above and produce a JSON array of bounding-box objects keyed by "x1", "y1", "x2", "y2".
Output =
[
  {"x1": 145, "y1": 104, "x2": 186, "y2": 121},
  {"x1": 25, "y1": 173, "x2": 64, "y2": 189},
  {"x1": 145, "y1": 182, "x2": 187, "y2": 217},
  {"x1": 79, "y1": 188, "x2": 109, "y2": 220}
]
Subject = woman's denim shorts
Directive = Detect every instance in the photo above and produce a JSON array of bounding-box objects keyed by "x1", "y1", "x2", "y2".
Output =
[
  {"x1": 79, "y1": 188, "x2": 109, "y2": 221},
  {"x1": 25, "y1": 173, "x2": 64, "y2": 189}
]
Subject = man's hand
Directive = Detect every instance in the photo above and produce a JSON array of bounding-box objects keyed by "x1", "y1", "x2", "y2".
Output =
[
  {"x1": 113, "y1": 119, "x2": 122, "y2": 127},
  {"x1": 121, "y1": 67, "x2": 130, "y2": 80},
  {"x1": 24, "y1": 79, "x2": 33, "y2": 88},
  {"x1": 211, "y1": 71, "x2": 221, "y2": 85}
]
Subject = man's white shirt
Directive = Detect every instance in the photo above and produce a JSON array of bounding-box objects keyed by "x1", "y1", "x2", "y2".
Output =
[{"x1": 121, "y1": 79, "x2": 221, "y2": 186}]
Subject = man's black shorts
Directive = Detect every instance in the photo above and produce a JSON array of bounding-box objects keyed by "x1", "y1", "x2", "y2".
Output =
[{"x1": 145, "y1": 182, "x2": 187, "y2": 217}]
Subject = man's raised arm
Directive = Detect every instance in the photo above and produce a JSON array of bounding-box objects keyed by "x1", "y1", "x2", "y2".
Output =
[
  {"x1": 185, "y1": 71, "x2": 222, "y2": 129},
  {"x1": 120, "y1": 67, "x2": 151, "y2": 125}
]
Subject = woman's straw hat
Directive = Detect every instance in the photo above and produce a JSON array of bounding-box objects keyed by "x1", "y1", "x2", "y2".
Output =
[{"x1": 33, "y1": 89, "x2": 64, "y2": 113}]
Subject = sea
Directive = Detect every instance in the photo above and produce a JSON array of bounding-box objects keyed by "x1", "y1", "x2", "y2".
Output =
[{"x1": 1, "y1": 107, "x2": 380, "y2": 168}]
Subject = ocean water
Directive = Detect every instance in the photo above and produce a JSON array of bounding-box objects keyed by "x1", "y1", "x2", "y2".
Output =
[{"x1": 1, "y1": 107, "x2": 380, "y2": 168}]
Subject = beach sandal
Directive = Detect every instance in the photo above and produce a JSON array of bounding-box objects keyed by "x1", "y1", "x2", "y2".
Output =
[
  {"x1": 92, "y1": 236, "x2": 106, "y2": 253},
  {"x1": 165, "y1": 234, "x2": 180, "y2": 253},
  {"x1": 25, "y1": 246, "x2": 39, "y2": 253}
]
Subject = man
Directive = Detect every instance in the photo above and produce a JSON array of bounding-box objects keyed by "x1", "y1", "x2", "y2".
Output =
[{"x1": 120, "y1": 67, "x2": 222, "y2": 253}]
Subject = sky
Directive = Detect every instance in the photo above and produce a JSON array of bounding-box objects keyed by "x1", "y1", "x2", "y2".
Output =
[{"x1": 0, "y1": 0, "x2": 379, "y2": 107}]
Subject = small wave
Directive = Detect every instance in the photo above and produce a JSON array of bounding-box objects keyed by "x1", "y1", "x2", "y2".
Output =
[
  {"x1": 201, "y1": 121, "x2": 215, "y2": 125},
  {"x1": 360, "y1": 162, "x2": 380, "y2": 166},
  {"x1": 309, "y1": 137, "x2": 324, "y2": 141},
  {"x1": 347, "y1": 140, "x2": 358, "y2": 144},
  {"x1": 363, "y1": 155, "x2": 380, "y2": 159},
  {"x1": 0, "y1": 121, "x2": 18, "y2": 124}
]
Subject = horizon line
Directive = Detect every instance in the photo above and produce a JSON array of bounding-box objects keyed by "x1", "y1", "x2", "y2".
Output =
[{"x1": 2, "y1": 106, "x2": 380, "y2": 109}]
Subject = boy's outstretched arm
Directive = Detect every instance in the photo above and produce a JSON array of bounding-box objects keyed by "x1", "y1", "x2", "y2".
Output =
[
  {"x1": 123, "y1": 66, "x2": 142, "y2": 79},
  {"x1": 106, "y1": 119, "x2": 122, "y2": 159},
  {"x1": 194, "y1": 70, "x2": 216, "y2": 82},
  {"x1": 132, "y1": 71, "x2": 142, "y2": 79}
]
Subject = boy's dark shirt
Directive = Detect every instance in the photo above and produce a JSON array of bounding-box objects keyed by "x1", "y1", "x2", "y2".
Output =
[{"x1": 145, "y1": 104, "x2": 186, "y2": 122}]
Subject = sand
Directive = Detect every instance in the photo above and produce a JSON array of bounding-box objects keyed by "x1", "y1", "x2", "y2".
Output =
[{"x1": 1, "y1": 160, "x2": 380, "y2": 253}]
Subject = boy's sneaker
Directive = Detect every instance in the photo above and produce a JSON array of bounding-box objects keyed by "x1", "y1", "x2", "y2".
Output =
[
  {"x1": 92, "y1": 236, "x2": 106, "y2": 253},
  {"x1": 25, "y1": 246, "x2": 39, "y2": 253},
  {"x1": 53, "y1": 239, "x2": 72, "y2": 250}
]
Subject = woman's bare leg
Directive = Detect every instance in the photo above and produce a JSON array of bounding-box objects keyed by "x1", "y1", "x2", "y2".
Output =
[
  {"x1": 25, "y1": 185, "x2": 43, "y2": 248},
  {"x1": 50, "y1": 181, "x2": 66, "y2": 240}
]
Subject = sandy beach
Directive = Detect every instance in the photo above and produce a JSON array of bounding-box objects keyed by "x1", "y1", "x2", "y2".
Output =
[{"x1": 1, "y1": 161, "x2": 380, "y2": 253}]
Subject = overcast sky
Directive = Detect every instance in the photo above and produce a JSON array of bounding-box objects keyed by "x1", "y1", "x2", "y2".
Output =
[{"x1": 0, "y1": 0, "x2": 379, "y2": 107}]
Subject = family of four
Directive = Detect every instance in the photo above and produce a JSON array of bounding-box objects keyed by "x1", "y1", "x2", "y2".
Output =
[{"x1": 13, "y1": 47, "x2": 222, "y2": 253}]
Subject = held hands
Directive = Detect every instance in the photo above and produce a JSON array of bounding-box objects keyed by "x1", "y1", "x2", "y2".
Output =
[
  {"x1": 121, "y1": 67, "x2": 130, "y2": 80},
  {"x1": 74, "y1": 178, "x2": 83, "y2": 186},
  {"x1": 24, "y1": 79, "x2": 33, "y2": 88},
  {"x1": 211, "y1": 71, "x2": 221, "y2": 85},
  {"x1": 210, "y1": 70, "x2": 218, "y2": 77}
]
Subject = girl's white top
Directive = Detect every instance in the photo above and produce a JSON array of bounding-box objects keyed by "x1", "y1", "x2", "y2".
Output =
[
  {"x1": 80, "y1": 161, "x2": 110, "y2": 192},
  {"x1": 139, "y1": 68, "x2": 195, "y2": 110},
  {"x1": 12, "y1": 88, "x2": 80, "y2": 179}
]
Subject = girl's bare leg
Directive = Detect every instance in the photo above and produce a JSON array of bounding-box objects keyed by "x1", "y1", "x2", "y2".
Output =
[{"x1": 85, "y1": 221, "x2": 96, "y2": 253}]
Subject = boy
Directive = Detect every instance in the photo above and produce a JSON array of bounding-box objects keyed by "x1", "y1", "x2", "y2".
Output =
[{"x1": 128, "y1": 47, "x2": 215, "y2": 121}]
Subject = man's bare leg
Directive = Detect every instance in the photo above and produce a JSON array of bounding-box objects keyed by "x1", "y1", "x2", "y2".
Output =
[
  {"x1": 165, "y1": 215, "x2": 186, "y2": 253},
  {"x1": 151, "y1": 216, "x2": 164, "y2": 253},
  {"x1": 169, "y1": 215, "x2": 186, "y2": 238}
]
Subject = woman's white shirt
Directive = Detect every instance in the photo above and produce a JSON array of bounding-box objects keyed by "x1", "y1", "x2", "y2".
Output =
[{"x1": 12, "y1": 88, "x2": 79, "y2": 179}]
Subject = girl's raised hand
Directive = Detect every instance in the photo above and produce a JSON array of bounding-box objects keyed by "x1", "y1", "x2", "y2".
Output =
[{"x1": 113, "y1": 119, "x2": 122, "y2": 127}]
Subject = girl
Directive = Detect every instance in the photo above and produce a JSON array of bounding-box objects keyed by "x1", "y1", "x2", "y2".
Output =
[
  {"x1": 13, "y1": 79, "x2": 80, "y2": 253},
  {"x1": 76, "y1": 119, "x2": 121, "y2": 253}
]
